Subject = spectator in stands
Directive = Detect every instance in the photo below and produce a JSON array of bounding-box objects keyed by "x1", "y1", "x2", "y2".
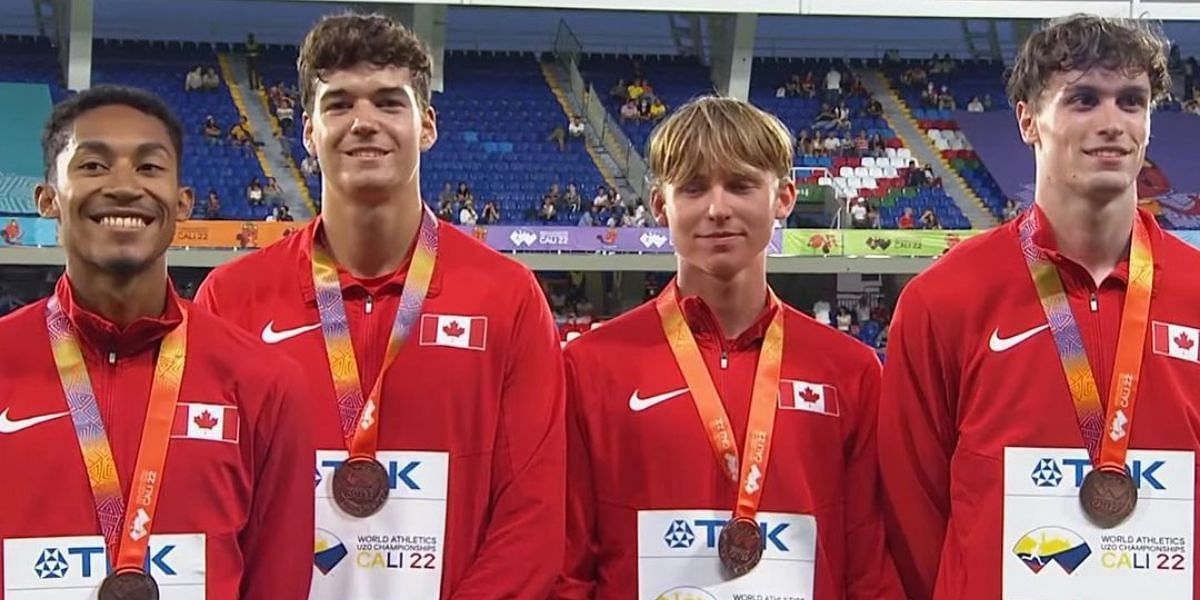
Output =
[
  {"x1": 205, "y1": 190, "x2": 221, "y2": 219},
  {"x1": 810, "y1": 131, "x2": 827, "y2": 156},
  {"x1": 201, "y1": 67, "x2": 220, "y2": 90},
  {"x1": 775, "y1": 83, "x2": 787, "y2": 98},
  {"x1": 1184, "y1": 57, "x2": 1197, "y2": 100},
  {"x1": 923, "y1": 164, "x2": 940, "y2": 187},
  {"x1": 619, "y1": 99, "x2": 639, "y2": 123},
  {"x1": 795, "y1": 129, "x2": 814, "y2": 155},
  {"x1": 854, "y1": 130, "x2": 869, "y2": 155},
  {"x1": 538, "y1": 196, "x2": 556, "y2": 223},
  {"x1": 185, "y1": 66, "x2": 204, "y2": 92},
  {"x1": 850, "y1": 76, "x2": 869, "y2": 98},
  {"x1": 1003, "y1": 198, "x2": 1020, "y2": 222},
  {"x1": 276, "y1": 96, "x2": 295, "y2": 136},
  {"x1": 839, "y1": 134, "x2": 855, "y2": 156},
  {"x1": 920, "y1": 207, "x2": 941, "y2": 229},
  {"x1": 459, "y1": 200, "x2": 478, "y2": 225},
  {"x1": 824, "y1": 67, "x2": 842, "y2": 102},
  {"x1": 834, "y1": 101, "x2": 852, "y2": 132},
  {"x1": 264, "y1": 176, "x2": 282, "y2": 204},
  {"x1": 850, "y1": 198, "x2": 869, "y2": 228},
  {"x1": 245, "y1": 33, "x2": 262, "y2": 90},
  {"x1": 547, "y1": 123, "x2": 567, "y2": 152},
  {"x1": 906, "y1": 160, "x2": 927, "y2": 187},
  {"x1": 649, "y1": 98, "x2": 667, "y2": 121},
  {"x1": 610, "y1": 188, "x2": 624, "y2": 209},
  {"x1": 937, "y1": 85, "x2": 957, "y2": 110},
  {"x1": 274, "y1": 205, "x2": 294, "y2": 222},
  {"x1": 812, "y1": 299, "x2": 832, "y2": 325},
  {"x1": 835, "y1": 306, "x2": 853, "y2": 332},
  {"x1": 637, "y1": 96, "x2": 654, "y2": 120},
  {"x1": 868, "y1": 132, "x2": 886, "y2": 157},
  {"x1": 202, "y1": 115, "x2": 222, "y2": 144},
  {"x1": 632, "y1": 203, "x2": 650, "y2": 227},
  {"x1": 967, "y1": 96, "x2": 985, "y2": 112},
  {"x1": 437, "y1": 200, "x2": 455, "y2": 222},
  {"x1": 578, "y1": 206, "x2": 596, "y2": 226},
  {"x1": 481, "y1": 201, "x2": 500, "y2": 225},
  {"x1": 568, "y1": 116, "x2": 585, "y2": 141},
  {"x1": 229, "y1": 115, "x2": 255, "y2": 147},
  {"x1": 920, "y1": 82, "x2": 938, "y2": 108},
  {"x1": 898, "y1": 206, "x2": 916, "y2": 229},
  {"x1": 609, "y1": 78, "x2": 628, "y2": 103},
  {"x1": 301, "y1": 155, "x2": 319, "y2": 179},
  {"x1": 865, "y1": 96, "x2": 884, "y2": 118},
  {"x1": 823, "y1": 132, "x2": 841, "y2": 155},
  {"x1": 563, "y1": 184, "x2": 582, "y2": 212},
  {"x1": 868, "y1": 205, "x2": 882, "y2": 229},
  {"x1": 246, "y1": 177, "x2": 265, "y2": 207},
  {"x1": 626, "y1": 79, "x2": 646, "y2": 102},
  {"x1": 618, "y1": 204, "x2": 635, "y2": 227},
  {"x1": 455, "y1": 181, "x2": 474, "y2": 206},
  {"x1": 437, "y1": 182, "x2": 454, "y2": 207},
  {"x1": 800, "y1": 71, "x2": 817, "y2": 97},
  {"x1": 813, "y1": 103, "x2": 838, "y2": 131}
]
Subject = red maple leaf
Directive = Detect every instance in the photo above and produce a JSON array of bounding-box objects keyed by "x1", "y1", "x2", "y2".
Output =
[
  {"x1": 443, "y1": 321, "x2": 465, "y2": 338},
  {"x1": 193, "y1": 410, "x2": 219, "y2": 430},
  {"x1": 1175, "y1": 331, "x2": 1195, "y2": 351},
  {"x1": 799, "y1": 387, "x2": 821, "y2": 404}
]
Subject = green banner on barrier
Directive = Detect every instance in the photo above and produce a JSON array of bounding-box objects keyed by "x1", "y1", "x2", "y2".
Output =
[
  {"x1": 782, "y1": 229, "x2": 844, "y2": 256},
  {"x1": 781, "y1": 229, "x2": 983, "y2": 257}
]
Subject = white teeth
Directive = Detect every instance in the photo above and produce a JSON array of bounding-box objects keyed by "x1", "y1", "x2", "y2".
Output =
[
  {"x1": 350, "y1": 150, "x2": 384, "y2": 158},
  {"x1": 99, "y1": 216, "x2": 148, "y2": 229}
]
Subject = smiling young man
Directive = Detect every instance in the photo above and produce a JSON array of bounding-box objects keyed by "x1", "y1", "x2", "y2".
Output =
[
  {"x1": 0, "y1": 85, "x2": 314, "y2": 599},
  {"x1": 195, "y1": 13, "x2": 565, "y2": 599},
  {"x1": 555, "y1": 96, "x2": 901, "y2": 600},
  {"x1": 880, "y1": 14, "x2": 1200, "y2": 600}
]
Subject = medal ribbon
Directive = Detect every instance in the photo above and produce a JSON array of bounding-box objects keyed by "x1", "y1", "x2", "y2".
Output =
[
  {"x1": 311, "y1": 206, "x2": 438, "y2": 457},
  {"x1": 47, "y1": 296, "x2": 187, "y2": 574},
  {"x1": 1019, "y1": 210, "x2": 1153, "y2": 472},
  {"x1": 655, "y1": 284, "x2": 785, "y2": 522}
]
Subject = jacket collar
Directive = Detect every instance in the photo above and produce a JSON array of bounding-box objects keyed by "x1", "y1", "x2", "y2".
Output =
[
  {"x1": 1021, "y1": 204, "x2": 1165, "y2": 292},
  {"x1": 53, "y1": 275, "x2": 184, "y2": 359},
  {"x1": 667, "y1": 279, "x2": 779, "y2": 351},
  {"x1": 296, "y1": 216, "x2": 445, "y2": 304}
]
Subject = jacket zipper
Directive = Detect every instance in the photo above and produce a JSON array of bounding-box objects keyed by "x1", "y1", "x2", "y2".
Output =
[
  {"x1": 362, "y1": 294, "x2": 375, "y2": 398},
  {"x1": 98, "y1": 348, "x2": 117, "y2": 438}
]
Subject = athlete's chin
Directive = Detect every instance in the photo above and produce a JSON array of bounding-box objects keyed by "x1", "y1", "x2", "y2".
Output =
[{"x1": 339, "y1": 175, "x2": 402, "y2": 201}]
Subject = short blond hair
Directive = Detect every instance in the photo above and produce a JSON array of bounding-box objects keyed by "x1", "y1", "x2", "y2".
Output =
[{"x1": 647, "y1": 96, "x2": 794, "y2": 188}]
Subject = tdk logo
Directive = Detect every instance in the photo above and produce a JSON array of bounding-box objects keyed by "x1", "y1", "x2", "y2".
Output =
[
  {"x1": 1031, "y1": 458, "x2": 1063, "y2": 487},
  {"x1": 664, "y1": 519, "x2": 790, "y2": 552},
  {"x1": 320, "y1": 459, "x2": 422, "y2": 491},
  {"x1": 34, "y1": 549, "x2": 68, "y2": 579},
  {"x1": 663, "y1": 520, "x2": 695, "y2": 549},
  {"x1": 34, "y1": 545, "x2": 176, "y2": 579},
  {"x1": 1031, "y1": 458, "x2": 1166, "y2": 490}
]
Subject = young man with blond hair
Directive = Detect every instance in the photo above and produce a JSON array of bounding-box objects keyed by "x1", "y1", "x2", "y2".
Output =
[
  {"x1": 880, "y1": 14, "x2": 1200, "y2": 600},
  {"x1": 197, "y1": 12, "x2": 564, "y2": 599},
  {"x1": 555, "y1": 96, "x2": 902, "y2": 599}
]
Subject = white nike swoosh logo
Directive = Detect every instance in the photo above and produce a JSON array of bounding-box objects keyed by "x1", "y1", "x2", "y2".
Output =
[
  {"x1": 629, "y1": 388, "x2": 690, "y2": 412},
  {"x1": 261, "y1": 321, "x2": 322, "y2": 344},
  {"x1": 989, "y1": 324, "x2": 1050, "y2": 352},
  {"x1": 0, "y1": 408, "x2": 70, "y2": 434}
]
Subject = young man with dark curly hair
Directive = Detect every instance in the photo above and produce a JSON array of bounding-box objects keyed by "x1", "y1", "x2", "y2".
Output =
[
  {"x1": 880, "y1": 14, "x2": 1200, "y2": 600},
  {"x1": 196, "y1": 12, "x2": 565, "y2": 599}
]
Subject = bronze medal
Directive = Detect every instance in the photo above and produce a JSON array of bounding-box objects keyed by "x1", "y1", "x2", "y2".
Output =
[
  {"x1": 98, "y1": 570, "x2": 158, "y2": 600},
  {"x1": 718, "y1": 517, "x2": 762, "y2": 576},
  {"x1": 1080, "y1": 468, "x2": 1137, "y2": 528},
  {"x1": 332, "y1": 457, "x2": 389, "y2": 518}
]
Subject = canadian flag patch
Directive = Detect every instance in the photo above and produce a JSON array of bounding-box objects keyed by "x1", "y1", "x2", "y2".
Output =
[
  {"x1": 1152, "y1": 321, "x2": 1200, "y2": 363},
  {"x1": 171, "y1": 403, "x2": 239, "y2": 443},
  {"x1": 778, "y1": 380, "x2": 840, "y2": 416},
  {"x1": 419, "y1": 314, "x2": 487, "y2": 350}
]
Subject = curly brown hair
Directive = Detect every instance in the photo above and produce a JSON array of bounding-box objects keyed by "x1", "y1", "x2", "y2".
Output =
[
  {"x1": 1007, "y1": 14, "x2": 1171, "y2": 110},
  {"x1": 297, "y1": 12, "x2": 433, "y2": 115}
]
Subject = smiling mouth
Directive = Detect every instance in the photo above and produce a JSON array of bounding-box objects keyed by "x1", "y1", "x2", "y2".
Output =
[
  {"x1": 93, "y1": 215, "x2": 153, "y2": 230},
  {"x1": 345, "y1": 149, "x2": 391, "y2": 158},
  {"x1": 1084, "y1": 148, "x2": 1131, "y2": 158}
]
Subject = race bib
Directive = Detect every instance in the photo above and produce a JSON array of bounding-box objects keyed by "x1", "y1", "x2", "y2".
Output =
[
  {"x1": 3, "y1": 534, "x2": 205, "y2": 599},
  {"x1": 310, "y1": 450, "x2": 449, "y2": 600},
  {"x1": 638, "y1": 510, "x2": 816, "y2": 600},
  {"x1": 1003, "y1": 447, "x2": 1195, "y2": 599}
]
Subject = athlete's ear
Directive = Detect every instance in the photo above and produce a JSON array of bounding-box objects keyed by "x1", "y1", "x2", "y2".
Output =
[
  {"x1": 1016, "y1": 100, "x2": 1040, "y2": 147},
  {"x1": 650, "y1": 185, "x2": 668, "y2": 226},
  {"x1": 35, "y1": 183, "x2": 61, "y2": 219}
]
